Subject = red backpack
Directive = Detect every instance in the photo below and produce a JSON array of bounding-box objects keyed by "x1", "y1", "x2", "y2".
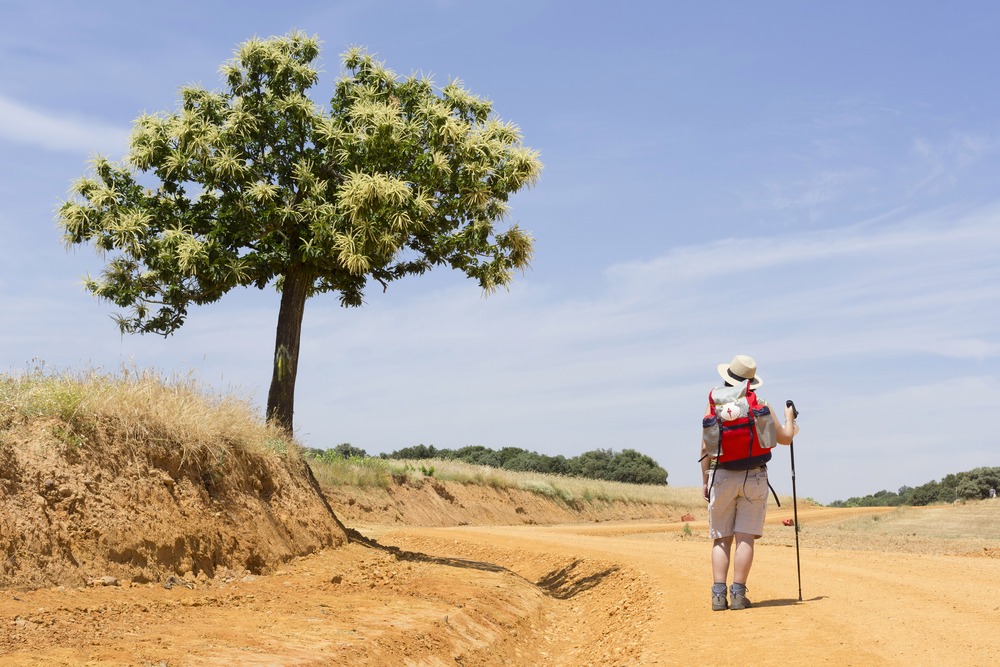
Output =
[{"x1": 702, "y1": 383, "x2": 777, "y2": 469}]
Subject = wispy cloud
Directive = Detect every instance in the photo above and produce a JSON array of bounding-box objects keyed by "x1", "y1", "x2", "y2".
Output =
[
  {"x1": 908, "y1": 131, "x2": 1000, "y2": 197},
  {"x1": 751, "y1": 168, "x2": 874, "y2": 213},
  {"x1": 606, "y1": 204, "x2": 1000, "y2": 287},
  {"x1": 0, "y1": 94, "x2": 128, "y2": 155}
]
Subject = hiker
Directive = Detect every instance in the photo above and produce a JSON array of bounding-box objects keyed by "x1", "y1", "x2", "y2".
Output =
[{"x1": 700, "y1": 355, "x2": 798, "y2": 611}]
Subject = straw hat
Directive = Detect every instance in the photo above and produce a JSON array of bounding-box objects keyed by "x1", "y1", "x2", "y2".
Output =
[{"x1": 717, "y1": 355, "x2": 762, "y2": 389}]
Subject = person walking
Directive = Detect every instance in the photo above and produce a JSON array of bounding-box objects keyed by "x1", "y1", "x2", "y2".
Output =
[{"x1": 700, "y1": 355, "x2": 798, "y2": 611}]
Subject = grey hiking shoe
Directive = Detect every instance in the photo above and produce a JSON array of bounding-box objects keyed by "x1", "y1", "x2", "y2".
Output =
[
  {"x1": 711, "y1": 592, "x2": 728, "y2": 611},
  {"x1": 730, "y1": 590, "x2": 751, "y2": 610}
]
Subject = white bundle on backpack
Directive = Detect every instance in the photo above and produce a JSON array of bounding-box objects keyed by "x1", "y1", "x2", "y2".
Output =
[
  {"x1": 711, "y1": 382, "x2": 750, "y2": 420},
  {"x1": 702, "y1": 381, "x2": 748, "y2": 457}
]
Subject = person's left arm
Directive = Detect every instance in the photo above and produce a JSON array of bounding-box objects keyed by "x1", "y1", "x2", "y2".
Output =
[{"x1": 701, "y1": 402, "x2": 713, "y2": 500}]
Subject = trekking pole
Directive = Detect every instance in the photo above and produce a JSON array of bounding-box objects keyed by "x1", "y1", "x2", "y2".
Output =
[{"x1": 786, "y1": 399, "x2": 802, "y2": 602}]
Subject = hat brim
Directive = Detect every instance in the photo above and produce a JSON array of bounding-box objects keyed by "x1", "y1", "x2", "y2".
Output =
[{"x1": 717, "y1": 363, "x2": 762, "y2": 389}]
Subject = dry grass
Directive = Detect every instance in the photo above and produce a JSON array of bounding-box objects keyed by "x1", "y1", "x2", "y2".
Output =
[
  {"x1": 811, "y1": 502, "x2": 998, "y2": 541},
  {"x1": 308, "y1": 455, "x2": 396, "y2": 489},
  {"x1": 2, "y1": 366, "x2": 701, "y2": 510},
  {"x1": 758, "y1": 500, "x2": 1000, "y2": 556},
  {"x1": 0, "y1": 365, "x2": 294, "y2": 466},
  {"x1": 307, "y1": 453, "x2": 710, "y2": 513},
  {"x1": 379, "y1": 458, "x2": 705, "y2": 508}
]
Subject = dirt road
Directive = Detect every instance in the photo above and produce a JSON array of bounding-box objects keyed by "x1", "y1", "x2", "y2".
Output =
[{"x1": 1, "y1": 504, "x2": 998, "y2": 666}]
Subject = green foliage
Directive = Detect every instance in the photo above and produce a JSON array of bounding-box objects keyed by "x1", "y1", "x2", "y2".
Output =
[
  {"x1": 59, "y1": 32, "x2": 541, "y2": 330},
  {"x1": 328, "y1": 442, "x2": 369, "y2": 459},
  {"x1": 383, "y1": 443, "x2": 440, "y2": 460},
  {"x1": 829, "y1": 467, "x2": 1000, "y2": 507},
  {"x1": 503, "y1": 450, "x2": 565, "y2": 474},
  {"x1": 451, "y1": 445, "x2": 502, "y2": 467},
  {"x1": 565, "y1": 448, "x2": 668, "y2": 485},
  {"x1": 955, "y1": 467, "x2": 1000, "y2": 500},
  {"x1": 383, "y1": 444, "x2": 668, "y2": 486},
  {"x1": 57, "y1": 32, "x2": 541, "y2": 432}
]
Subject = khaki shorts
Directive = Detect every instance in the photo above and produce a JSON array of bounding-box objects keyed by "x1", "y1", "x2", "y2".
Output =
[{"x1": 708, "y1": 466, "x2": 769, "y2": 539}]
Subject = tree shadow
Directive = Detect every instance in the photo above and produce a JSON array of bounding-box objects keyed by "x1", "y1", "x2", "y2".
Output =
[
  {"x1": 343, "y1": 525, "x2": 518, "y2": 575},
  {"x1": 306, "y1": 469, "x2": 529, "y2": 579},
  {"x1": 536, "y1": 559, "x2": 620, "y2": 600},
  {"x1": 343, "y1": 527, "x2": 618, "y2": 599}
]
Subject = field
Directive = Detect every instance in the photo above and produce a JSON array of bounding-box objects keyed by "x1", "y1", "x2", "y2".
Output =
[{"x1": 2, "y1": 373, "x2": 998, "y2": 665}]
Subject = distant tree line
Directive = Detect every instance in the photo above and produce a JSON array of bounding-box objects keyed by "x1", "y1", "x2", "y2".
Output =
[
  {"x1": 306, "y1": 443, "x2": 369, "y2": 461},
  {"x1": 829, "y1": 467, "x2": 1000, "y2": 507},
  {"x1": 304, "y1": 443, "x2": 669, "y2": 486}
]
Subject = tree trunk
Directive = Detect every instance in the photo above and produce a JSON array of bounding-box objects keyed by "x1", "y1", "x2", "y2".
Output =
[{"x1": 266, "y1": 265, "x2": 310, "y2": 433}]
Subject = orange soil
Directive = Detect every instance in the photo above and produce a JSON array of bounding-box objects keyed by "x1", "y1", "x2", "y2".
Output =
[{"x1": 2, "y1": 476, "x2": 999, "y2": 666}]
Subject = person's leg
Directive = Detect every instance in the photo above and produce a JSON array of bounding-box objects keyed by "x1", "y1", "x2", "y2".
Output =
[
  {"x1": 730, "y1": 533, "x2": 756, "y2": 609},
  {"x1": 729, "y1": 467, "x2": 768, "y2": 610},
  {"x1": 712, "y1": 536, "x2": 733, "y2": 583},
  {"x1": 732, "y1": 532, "x2": 755, "y2": 584},
  {"x1": 708, "y1": 469, "x2": 738, "y2": 610},
  {"x1": 711, "y1": 536, "x2": 733, "y2": 610}
]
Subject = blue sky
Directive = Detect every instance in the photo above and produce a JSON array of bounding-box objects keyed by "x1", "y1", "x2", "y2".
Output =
[{"x1": 2, "y1": 1, "x2": 999, "y2": 504}]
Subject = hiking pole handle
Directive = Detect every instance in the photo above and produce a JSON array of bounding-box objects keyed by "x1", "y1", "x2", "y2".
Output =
[{"x1": 786, "y1": 399, "x2": 799, "y2": 418}]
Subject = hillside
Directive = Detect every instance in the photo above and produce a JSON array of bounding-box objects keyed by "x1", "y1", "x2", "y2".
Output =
[
  {"x1": 318, "y1": 463, "x2": 707, "y2": 528},
  {"x1": 0, "y1": 372, "x2": 348, "y2": 589},
  {"x1": 0, "y1": 419, "x2": 349, "y2": 590}
]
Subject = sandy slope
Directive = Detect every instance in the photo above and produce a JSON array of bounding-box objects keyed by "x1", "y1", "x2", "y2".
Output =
[{"x1": 1, "y1": 496, "x2": 998, "y2": 666}]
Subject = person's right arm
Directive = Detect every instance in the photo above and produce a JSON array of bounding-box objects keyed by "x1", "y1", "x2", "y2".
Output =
[{"x1": 770, "y1": 401, "x2": 798, "y2": 445}]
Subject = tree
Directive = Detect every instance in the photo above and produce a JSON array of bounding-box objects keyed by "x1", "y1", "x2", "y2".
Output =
[
  {"x1": 568, "y1": 448, "x2": 615, "y2": 480},
  {"x1": 452, "y1": 445, "x2": 502, "y2": 468},
  {"x1": 328, "y1": 442, "x2": 368, "y2": 459},
  {"x1": 502, "y1": 451, "x2": 549, "y2": 472},
  {"x1": 955, "y1": 478, "x2": 981, "y2": 501},
  {"x1": 909, "y1": 481, "x2": 941, "y2": 506},
  {"x1": 57, "y1": 33, "x2": 541, "y2": 433},
  {"x1": 384, "y1": 444, "x2": 441, "y2": 460},
  {"x1": 605, "y1": 448, "x2": 669, "y2": 485},
  {"x1": 957, "y1": 466, "x2": 1000, "y2": 500}
]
